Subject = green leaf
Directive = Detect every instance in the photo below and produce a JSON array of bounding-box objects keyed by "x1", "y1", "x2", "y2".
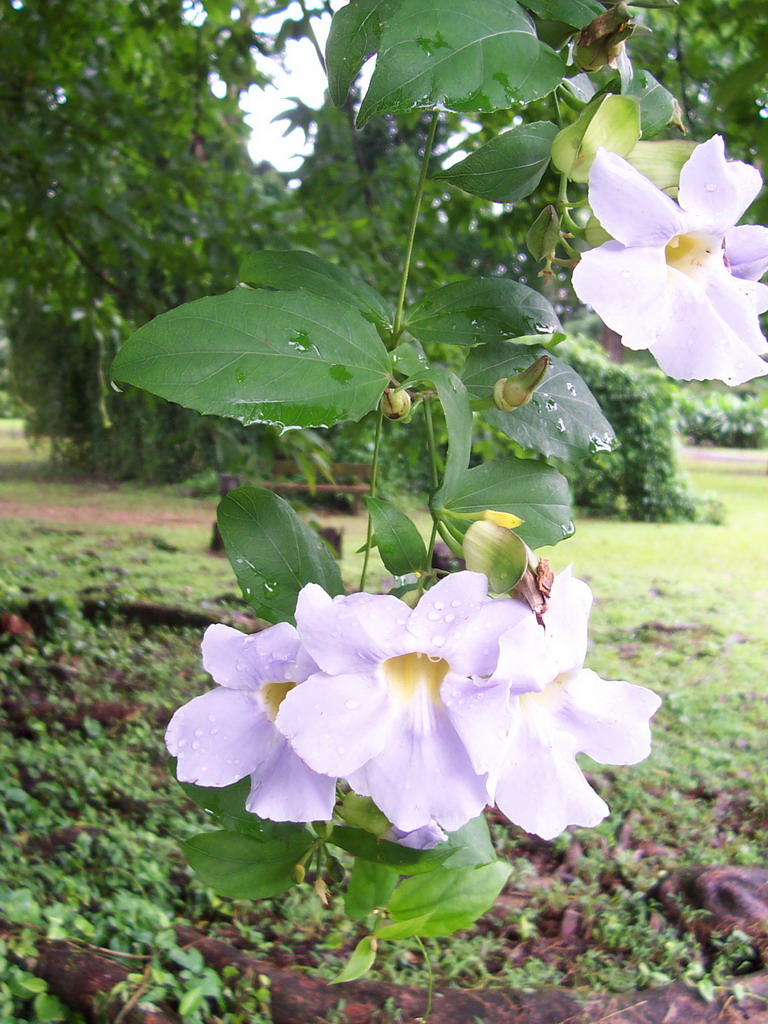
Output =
[
  {"x1": 345, "y1": 861, "x2": 399, "y2": 920},
  {"x1": 180, "y1": 830, "x2": 312, "y2": 899},
  {"x1": 218, "y1": 487, "x2": 345, "y2": 624},
  {"x1": 432, "y1": 370, "x2": 474, "y2": 503},
  {"x1": 435, "y1": 121, "x2": 557, "y2": 202},
  {"x1": 441, "y1": 457, "x2": 572, "y2": 549},
  {"x1": 405, "y1": 278, "x2": 561, "y2": 346},
  {"x1": 364, "y1": 496, "x2": 428, "y2": 575},
  {"x1": 238, "y1": 249, "x2": 393, "y2": 329},
  {"x1": 326, "y1": 0, "x2": 402, "y2": 107},
  {"x1": 520, "y1": 0, "x2": 602, "y2": 28},
  {"x1": 375, "y1": 914, "x2": 433, "y2": 940},
  {"x1": 440, "y1": 816, "x2": 497, "y2": 868},
  {"x1": 384, "y1": 861, "x2": 510, "y2": 937},
  {"x1": 462, "y1": 343, "x2": 616, "y2": 462},
  {"x1": 625, "y1": 70, "x2": 676, "y2": 138},
  {"x1": 175, "y1": 770, "x2": 310, "y2": 842},
  {"x1": 111, "y1": 288, "x2": 392, "y2": 430},
  {"x1": 357, "y1": 0, "x2": 565, "y2": 126},
  {"x1": 328, "y1": 826, "x2": 438, "y2": 873},
  {"x1": 331, "y1": 935, "x2": 378, "y2": 983}
]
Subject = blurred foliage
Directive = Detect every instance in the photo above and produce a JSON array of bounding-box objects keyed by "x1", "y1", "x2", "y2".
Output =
[
  {"x1": 562, "y1": 338, "x2": 712, "y2": 523},
  {"x1": 677, "y1": 387, "x2": 768, "y2": 449}
]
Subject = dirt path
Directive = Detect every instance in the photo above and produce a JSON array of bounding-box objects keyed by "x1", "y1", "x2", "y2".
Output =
[{"x1": 0, "y1": 498, "x2": 216, "y2": 530}]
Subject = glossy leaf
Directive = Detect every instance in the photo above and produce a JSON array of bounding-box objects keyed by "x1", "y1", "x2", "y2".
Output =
[
  {"x1": 218, "y1": 487, "x2": 345, "y2": 624},
  {"x1": 357, "y1": 0, "x2": 565, "y2": 126},
  {"x1": 435, "y1": 121, "x2": 557, "y2": 203},
  {"x1": 440, "y1": 816, "x2": 497, "y2": 868},
  {"x1": 331, "y1": 936, "x2": 378, "y2": 983},
  {"x1": 441, "y1": 457, "x2": 572, "y2": 550},
  {"x1": 432, "y1": 370, "x2": 474, "y2": 502},
  {"x1": 345, "y1": 860, "x2": 399, "y2": 920},
  {"x1": 175, "y1": 771, "x2": 310, "y2": 843},
  {"x1": 181, "y1": 830, "x2": 312, "y2": 899},
  {"x1": 382, "y1": 861, "x2": 510, "y2": 938},
  {"x1": 365, "y1": 496, "x2": 428, "y2": 575},
  {"x1": 462, "y1": 343, "x2": 616, "y2": 462},
  {"x1": 520, "y1": 0, "x2": 602, "y2": 28},
  {"x1": 326, "y1": 0, "x2": 401, "y2": 106},
  {"x1": 328, "y1": 826, "x2": 437, "y2": 873},
  {"x1": 239, "y1": 249, "x2": 393, "y2": 329},
  {"x1": 405, "y1": 278, "x2": 561, "y2": 346},
  {"x1": 111, "y1": 288, "x2": 392, "y2": 430},
  {"x1": 625, "y1": 69, "x2": 676, "y2": 138}
]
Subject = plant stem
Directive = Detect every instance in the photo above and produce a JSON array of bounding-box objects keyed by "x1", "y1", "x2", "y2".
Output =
[
  {"x1": 392, "y1": 112, "x2": 440, "y2": 345},
  {"x1": 359, "y1": 409, "x2": 384, "y2": 592},
  {"x1": 415, "y1": 936, "x2": 434, "y2": 1020}
]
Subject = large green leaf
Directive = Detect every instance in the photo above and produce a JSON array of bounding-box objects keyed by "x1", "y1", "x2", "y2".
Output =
[
  {"x1": 625, "y1": 70, "x2": 676, "y2": 138},
  {"x1": 432, "y1": 370, "x2": 474, "y2": 502},
  {"x1": 462, "y1": 343, "x2": 616, "y2": 462},
  {"x1": 435, "y1": 121, "x2": 558, "y2": 202},
  {"x1": 218, "y1": 487, "x2": 345, "y2": 624},
  {"x1": 520, "y1": 0, "x2": 602, "y2": 28},
  {"x1": 175, "y1": 771, "x2": 310, "y2": 842},
  {"x1": 111, "y1": 288, "x2": 392, "y2": 430},
  {"x1": 239, "y1": 249, "x2": 393, "y2": 329},
  {"x1": 328, "y1": 826, "x2": 438, "y2": 873},
  {"x1": 326, "y1": 0, "x2": 402, "y2": 107},
  {"x1": 379, "y1": 861, "x2": 510, "y2": 938},
  {"x1": 345, "y1": 860, "x2": 400, "y2": 920},
  {"x1": 365, "y1": 496, "x2": 428, "y2": 576},
  {"x1": 181, "y1": 830, "x2": 312, "y2": 899},
  {"x1": 405, "y1": 278, "x2": 561, "y2": 346},
  {"x1": 441, "y1": 457, "x2": 572, "y2": 549},
  {"x1": 357, "y1": 0, "x2": 565, "y2": 126}
]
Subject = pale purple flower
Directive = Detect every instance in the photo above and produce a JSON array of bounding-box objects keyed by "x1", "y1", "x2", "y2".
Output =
[
  {"x1": 572, "y1": 135, "x2": 768, "y2": 385},
  {"x1": 165, "y1": 622, "x2": 336, "y2": 822},
  {"x1": 275, "y1": 572, "x2": 544, "y2": 834},
  {"x1": 487, "y1": 570, "x2": 661, "y2": 840},
  {"x1": 386, "y1": 822, "x2": 448, "y2": 850}
]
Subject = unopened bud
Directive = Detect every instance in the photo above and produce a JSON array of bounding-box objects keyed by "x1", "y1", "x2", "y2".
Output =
[
  {"x1": 574, "y1": 3, "x2": 634, "y2": 72},
  {"x1": 526, "y1": 206, "x2": 560, "y2": 262},
  {"x1": 463, "y1": 521, "x2": 528, "y2": 594},
  {"x1": 482, "y1": 509, "x2": 524, "y2": 529},
  {"x1": 551, "y1": 94, "x2": 641, "y2": 183},
  {"x1": 626, "y1": 139, "x2": 696, "y2": 196},
  {"x1": 493, "y1": 355, "x2": 550, "y2": 411},
  {"x1": 338, "y1": 793, "x2": 391, "y2": 836},
  {"x1": 292, "y1": 863, "x2": 306, "y2": 884},
  {"x1": 380, "y1": 388, "x2": 412, "y2": 420}
]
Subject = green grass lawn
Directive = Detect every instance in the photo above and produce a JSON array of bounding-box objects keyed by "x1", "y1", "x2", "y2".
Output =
[{"x1": 1, "y1": 424, "x2": 766, "y2": 1021}]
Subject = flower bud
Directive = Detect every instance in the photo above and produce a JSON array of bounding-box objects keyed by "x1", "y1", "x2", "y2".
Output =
[
  {"x1": 526, "y1": 205, "x2": 560, "y2": 262},
  {"x1": 625, "y1": 140, "x2": 697, "y2": 196},
  {"x1": 493, "y1": 355, "x2": 550, "y2": 411},
  {"x1": 551, "y1": 95, "x2": 641, "y2": 183},
  {"x1": 463, "y1": 521, "x2": 528, "y2": 594},
  {"x1": 292, "y1": 863, "x2": 306, "y2": 884},
  {"x1": 573, "y1": 3, "x2": 634, "y2": 72},
  {"x1": 380, "y1": 388, "x2": 412, "y2": 420}
]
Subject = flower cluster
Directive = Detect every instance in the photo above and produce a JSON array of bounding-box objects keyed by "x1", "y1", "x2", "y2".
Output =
[
  {"x1": 166, "y1": 570, "x2": 660, "y2": 843},
  {"x1": 572, "y1": 135, "x2": 768, "y2": 386}
]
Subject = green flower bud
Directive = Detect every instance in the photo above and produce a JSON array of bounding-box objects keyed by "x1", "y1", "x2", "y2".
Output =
[
  {"x1": 625, "y1": 140, "x2": 697, "y2": 197},
  {"x1": 463, "y1": 521, "x2": 528, "y2": 594},
  {"x1": 292, "y1": 863, "x2": 306, "y2": 884},
  {"x1": 380, "y1": 388, "x2": 412, "y2": 420},
  {"x1": 493, "y1": 355, "x2": 550, "y2": 411},
  {"x1": 574, "y1": 3, "x2": 634, "y2": 73},
  {"x1": 551, "y1": 94, "x2": 641, "y2": 183},
  {"x1": 526, "y1": 205, "x2": 561, "y2": 262}
]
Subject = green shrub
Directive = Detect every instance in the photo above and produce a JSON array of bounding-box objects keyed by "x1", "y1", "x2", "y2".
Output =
[
  {"x1": 677, "y1": 389, "x2": 768, "y2": 449},
  {"x1": 562, "y1": 338, "x2": 710, "y2": 523}
]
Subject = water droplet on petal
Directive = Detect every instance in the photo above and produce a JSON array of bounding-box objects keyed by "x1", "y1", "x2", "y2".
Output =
[
  {"x1": 344, "y1": 699, "x2": 359, "y2": 710},
  {"x1": 432, "y1": 635, "x2": 446, "y2": 647},
  {"x1": 705, "y1": 182, "x2": 716, "y2": 192}
]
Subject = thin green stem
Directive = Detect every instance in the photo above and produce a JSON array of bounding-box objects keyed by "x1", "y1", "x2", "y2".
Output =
[
  {"x1": 392, "y1": 112, "x2": 440, "y2": 345},
  {"x1": 415, "y1": 937, "x2": 434, "y2": 1020},
  {"x1": 358, "y1": 409, "x2": 384, "y2": 592}
]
